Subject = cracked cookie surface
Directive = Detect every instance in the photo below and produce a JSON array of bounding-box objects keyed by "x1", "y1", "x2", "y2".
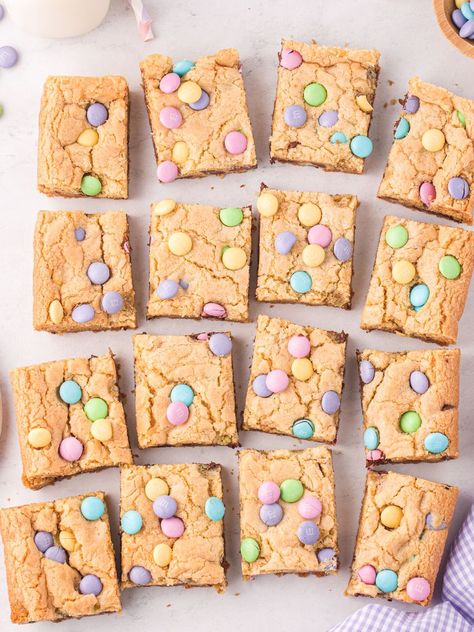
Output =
[
  {"x1": 0, "y1": 492, "x2": 121, "y2": 623},
  {"x1": 361, "y1": 215, "x2": 474, "y2": 344},
  {"x1": 346, "y1": 470, "x2": 458, "y2": 606},
  {"x1": 33, "y1": 210, "x2": 136, "y2": 333},
  {"x1": 243, "y1": 315, "x2": 346, "y2": 443}
]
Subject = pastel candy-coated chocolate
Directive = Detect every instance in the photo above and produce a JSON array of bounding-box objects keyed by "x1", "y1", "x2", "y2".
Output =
[
  {"x1": 410, "y1": 283, "x2": 429, "y2": 308},
  {"x1": 153, "y1": 495, "x2": 177, "y2": 519},
  {"x1": 87, "y1": 261, "x2": 110, "y2": 285},
  {"x1": 448, "y1": 176, "x2": 469, "y2": 199},
  {"x1": 404, "y1": 95, "x2": 420, "y2": 114},
  {"x1": 265, "y1": 369, "x2": 289, "y2": 393},
  {"x1": 380, "y1": 505, "x2": 403, "y2": 529},
  {"x1": 121, "y1": 510, "x2": 143, "y2": 535},
  {"x1": 44, "y1": 546, "x2": 67, "y2": 564},
  {"x1": 173, "y1": 60, "x2": 194, "y2": 76},
  {"x1": 359, "y1": 360, "x2": 375, "y2": 384},
  {"x1": 284, "y1": 104, "x2": 307, "y2": 127},
  {"x1": 318, "y1": 110, "x2": 338, "y2": 127},
  {"x1": 157, "y1": 160, "x2": 178, "y2": 182},
  {"x1": 280, "y1": 479, "x2": 304, "y2": 503},
  {"x1": 394, "y1": 117, "x2": 410, "y2": 139},
  {"x1": 0, "y1": 6, "x2": 4, "y2": 20},
  {"x1": 419, "y1": 181, "x2": 436, "y2": 205},
  {"x1": 298, "y1": 495, "x2": 322, "y2": 519},
  {"x1": 0, "y1": 46, "x2": 18, "y2": 68},
  {"x1": 159, "y1": 72, "x2": 181, "y2": 93},
  {"x1": 364, "y1": 427, "x2": 379, "y2": 450},
  {"x1": 166, "y1": 401, "x2": 189, "y2": 425},
  {"x1": 422, "y1": 128, "x2": 445, "y2": 152},
  {"x1": 84, "y1": 397, "x2": 108, "y2": 421},
  {"x1": 298, "y1": 202, "x2": 321, "y2": 227},
  {"x1": 333, "y1": 237, "x2": 352, "y2": 261},
  {"x1": 170, "y1": 383, "x2": 194, "y2": 406},
  {"x1": 258, "y1": 481, "x2": 280, "y2": 505},
  {"x1": 297, "y1": 521, "x2": 320, "y2": 545},
  {"x1": 257, "y1": 192, "x2": 279, "y2": 217},
  {"x1": 129, "y1": 566, "x2": 151, "y2": 585},
  {"x1": 376, "y1": 569, "x2": 398, "y2": 593},
  {"x1": 400, "y1": 410, "x2": 421, "y2": 433},
  {"x1": 331, "y1": 131, "x2": 348, "y2": 144},
  {"x1": 439, "y1": 255, "x2": 461, "y2": 279},
  {"x1": 224, "y1": 131, "x2": 247, "y2": 154},
  {"x1": 303, "y1": 82, "x2": 327, "y2": 106},
  {"x1": 161, "y1": 516, "x2": 185, "y2": 538},
  {"x1": 157, "y1": 279, "x2": 179, "y2": 299},
  {"x1": 321, "y1": 390, "x2": 340, "y2": 414},
  {"x1": 288, "y1": 335, "x2": 311, "y2": 358},
  {"x1": 290, "y1": 270, "x2": 312, "y2": 293},
  {"x1": 81, "y1": 496, "x2": 105, "y2": 521},
  {"x1": 58, "y1": 530, "x2": 76, "y2": 553},
  {"x1": 79, "y1": 574, "x2": 103, "y2": 596},
  {"x1": 275, "y1": 231, "x2": 297, "y2": 254},
  {"x1": 159, "y1": 106, "x2": 183, "y2": 129},
  {"x1": 452, "y1": 8, "x2": 468, "y2": 28},
  {"x1": 460, "y1": 20, "x2": 474, "y2": 37},
  {"x1": 86, "y1": 103, "x2": 108, "y2": 127},
  {"x1": 208, "y1": 333, "x2": 232, "y2": 356},
  {"x1": 461, "y1": 1, "x2": 474, "y2": 19},
  {"x1": 291, "y1": 357, "x2": 314, "y2": 381},
  {"x1": 34, "y1": 531, "x2": 54, "y2": 553},
  {"x1": 259, "y1": 503, "x2": 283, "y2": 526},
  {"x1": 407, "y1": 577, "x2": 430, "y2": 602},
  {"x1": 75, "y1": 227, "x2": 86, "y2": 241},
  {"x1": 358, "y1": 564, "x2": 376, "y2": 584},
  {"x1": 292, "y1": 419, "x2": 315, "y2": 439},
  {"x1": 252, "y1": 374, "x2": 272, "y2": 398},
  {"x1": 59, "y1": 436, "x2": 83, "y2": 461},
  {"x1": 145, "y1": 478, "x2": 169, "y2": 501},
  {"x1": 154, "y1": 543, "x2": 173, "y2": 567},
  {"x1": 91, "y1": 418, "x2": 112, "y2": 442},
  {"x1": 308, "y1": 224, "x2": 332, "y2": 247},
  {"x1": 71, "y1": 303, "x2": 95, "y2": 323},
  {"x1": 317, "y1": 548, "x2": 337, "y2": 568},
  {"x1": 425, "y1": 512, "x2": 447, "y2": 531},
  {"x1": 240, "y1": 537, "x2": 260, "y2": 562},
  {"x1": 102, "y1": 291, "x2": 124, "y2": 314},
  {"x1": 424, "y1": 432, "x2": 449, "y2": 454},
  {"x1": 59, "y1": 380, "x2": 82, "y2": 404},
  {"x1": 366, "y1": 449, "x2": 384, "y2": 461},
  {"x1": 202, "y1": 302, "x2": 227, "y2": 318},
  {"x1": 280, "y1": 48, "x2": 303, "y2": 69},
  {"x1": 189, "y1": 89, "x2": 210, "y2": 110},
  {"x1": 409, "y1": 370, "x2": 429, "y2": 394},
  {"x1": 219, "y1": 207, "x2": 243, "y2": 227},
  {"x1": 385, "y1": 224, "x2": 408, "y2": 248},
  {"x1": 81, "y1": 174, "x2": 102, "y2": 196},
  {"x1": 205, "y1": 497, "x2": 225, "y2": 521},
  {"x1": 177, "y1": 81, "x2": 202, "y2": 104},
  {"x1": 350, "y1": 135, "x2": 373, "y2": 158}
]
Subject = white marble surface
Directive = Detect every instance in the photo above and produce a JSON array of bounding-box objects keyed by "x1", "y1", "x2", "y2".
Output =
[{"x1": 0, "y1": 1, "x2": 473, "y2": 630}]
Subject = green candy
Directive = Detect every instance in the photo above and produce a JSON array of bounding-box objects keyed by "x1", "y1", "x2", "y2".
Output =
[
  {"x1": 457, "y1": 110, "x2": 466, "y2": 128},
  {"x1": 84, "y1": 397, "x2": 108, "y2": 421},
  {"x1": 400, "y1": 411, "x2": 422, "y2": 433},
  {"x1": 280, "y1": 479, "x2": 304, "y2": 503},
  {"x1": 81, "y1": 174, "x2": 102, "y2": 197},
  {"x1": 439, "y1": 255, "x2": 461, "y2": 280},
  {"x1": 240, "y1": 537, "x2": 260, "y2": 563},
  {"x1": 0, "y1": 104, "x2": 4, "y2": 117},
  {"x1": 219, "y1": 207, "x2": 243, "y2": 227},
  {"x1": 385, "y1": 225, "x2": 408, "y2": 249},
  {"x1": 303, "y1": 82, "x2": 327, "y2": 107}
]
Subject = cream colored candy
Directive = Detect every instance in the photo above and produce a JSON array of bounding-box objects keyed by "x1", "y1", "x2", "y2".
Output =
[
  {"x1": 154, "y1": 199, "x2": 176, "y2": 216},
  {"x1": 27, "y1": 427, "x2": 51, "y2": 448},
  {"x1": 168, "y1": 232, "x2": 193, "y2": 256},
  {"x1": 91, "y1": 418, "x2": 113, "y2": 441},
  {"x1": 257, "y1": 192, "x2": 279, "y2": 217},
  {"x1": 48, "y1": 299, "x2": 64, "y2": 324},
  {"x1": 153, "y1": 543, "x2": 173, "y2": 567},
  {"x1": 177, "y1": 81, "x2": 202, "y2": 104},
  {"x1": 356, "y1": 95, "x2": 373, "y2": 113},
  {"x1": 77, "y1": 128, "x2": 99, "y2": 147},
  {"x1": 172, "y1": 141, "x2": 189, "y2": 163},
  {"x1": 298, "y1": 202, "x2": 322, "y2": 227},
  {"x1": 145, "y1": 477, "x2": 169, "y2": 501},
  {"x1": 222, "y1": 247, "x2": 246, "y2": 270},
  {"x1": 291, "y1": 358, "x2": 314, "y2": 381},
  {"x1": 392, "y1": 260, "x2": 416, "y2": 284},
  {"x1": 380, "y1": 505, "x2": 403, "y2": 529},
  {"x1": 302, "y1": 244, "x2": 325, "y2": 267},
  {"x1": 59, "y1": 530, "x2": 76, "y2": 552},
  {"x1": 422, "y1": 129, "x2": 445, "y2": 152}
]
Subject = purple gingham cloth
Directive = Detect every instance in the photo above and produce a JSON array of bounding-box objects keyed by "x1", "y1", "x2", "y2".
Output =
[{"x1": 329, "y1": 504, "x2": 474, "y2": 632}]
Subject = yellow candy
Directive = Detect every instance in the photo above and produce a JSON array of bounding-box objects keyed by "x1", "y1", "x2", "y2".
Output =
[
  {"x1": 77, "y1": 128, "x2": 99, "y2": 147},
  {"x1": 154, "y1": 199, "x2": 176, "y2": 216},
  {"x1": 291, "y1": 358, "x2": 314, "y2": 381},
  {"x1": 49, "y1": 299, "x2": 64, "y2": 324},
  {"x1": 298, "y1": 202, "x2": 322, "y2": 227},
  {"x1": 172, "y1": 141, "x2": 189, "y2": 163},
  {"x1": 27, "y1": 427, "x2": 51, "y2": 448},
  {"x1": 455, "y1": 0, "x2": 464, "y2": 7},
  {"x1": 153, "y1": 543, "x2": 173, "y2": 567},
  {"x1": 222, "y1": 247, "x2": 246, "y2": 270},
  {"x1": 257, "y1": 192, "x2": 279, "y2": 217},
  {"x1": 380, "y1": 505, "x2": 403, "y2": 529},
  {"x1": 90, "y1": 418, "x2": 113, "y2": 442},
  {"x1": 145, "y1": 478, "x2": 169, "y2": 501},
  {"x1": 59, "y1": 530, "x2": 76, "y2": 552},
  {"x1": 421, "y1": 128, "x2": 445, "y2": 152},
  {"x1": 392, "y1": 260, "x2": 416, "y2": 284},
  {"x1": 168, "y1": 232, "x2": 192, "y2": 256},
  {"x1": 356, "y1": 95, "x2": 373, "y2": 113},
  {"x1": 177, "y1": 81, "x2": 202, "y2": 104},
  {"x1": 302, "y1": 244, "x2": 325, "y2": 267}
]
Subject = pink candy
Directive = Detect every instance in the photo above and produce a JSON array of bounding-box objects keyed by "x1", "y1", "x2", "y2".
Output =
[
  {"x1": 161, "y1": 516, "x2": 185, "y2": 538},
  {"x1": 280, "y1": 48, "x2": 303, "y2": 70},
  {"x1": 224, "y1": 131, "x2": 247, "y2": 155},
  {"x1": 159, "y1": 72, "x2": 181, "y2": 94},
  {"x1": 157, "y1": 160, "x2": 178, "y2": 183},
  {"x1": 159, "y1": 106, "x2": 183, "y2": 129},
  {"x1": 258, "y1": 481, "x2": 280, "y2": 505},
  {"x1": 366, "y1": 449, "x2": 384, "y2": 461},
  {"x1": 202, "y1": 302, "x2": 227, "y2": 319},
  {"x1": 419, "y1": 182, "x2": 436, "y2": 206},
  {"x1": 406, "y1": 577, "x2": 430, "y2": 602},
  {"x1": 358, "y1": 564, "x2": 376, "y2": 585},
  {"x1": 308, "y1": 225, "x2": 332, "y2": 248},
  {"x1": 166, "y1": 401, "x2": 189, "y2": 426},
  {"x1": 287, "y1": 335, "x2": 311, "y2": 358},
  {"x1": 298, "y1": 495, "x2": 322, "y2": 519},
  {"x1": 59, "y1": 436, "x2": 83, "y2": 462},
  {"x1": 265, "y1": 369, "x2": 289, "y2": 393}
]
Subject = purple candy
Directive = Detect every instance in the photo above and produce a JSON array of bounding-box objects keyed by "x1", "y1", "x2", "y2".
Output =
[
  {"x1": 448, "y1": 176, "x2": 470, "y2": 200},
  {"x1": 253, "y1": 374, "x2": 273, "y2": 398},
  {"x1": 208, "y1": 333, "x2": 232, "y2": 356},
  {"x1": 321, "y1": 390, "x2": 340, "y2": 414},
  {"x1": 259, "y1": 503, "x2": 283, "y2": 527},
  {"x1": 79, "y1": 574, "x2": 103, "y2": 596},
  {"x1": 75, "y1": 227, "x2": 85, "y2": 241},
  {"x1": 179, "y1": 279, "x2": 189, "y2": 290},
  {"x1": 284, "y1": 104, "x2": 307, "y2": 128},
  {"x1": 460, "y1": 20, "x2": 474, "y2": 38},
  {"x1": 44, "y1": 546, "x2": 67, "y2": 564},
  {"x1": 0, "y1": 6, "x2": 4, "y2": 20},
  {"x1": 317, "y1": 547, "x2": 336, "y2": 562},
  {"x1": 409, "y1": 370, "x2": 430, "y2": 394},
  {"x1": 297, "y1": 521, "x2": 320, "y2": 545},
  {"x1": 129, "y1": 565, "x2": 152, "y2": 585},
  {"x1": 102, "y1": 291, "x2": 123, "y2": 314},
  {"x1": 87, "y1": 261, "x2": 110, "y2": 285},
  {"x1": 359, "y1": 360, "x2": 375, "y2": 384},
  {"x1": 153, "y1": 495, "x2": 177, "y2": 519},
  {"x1": 275, "y1": 231, "x2": 297, "y2": 254},
  {"x1": 318, "y1": 110, "x2": 338, "y2": 127},
  {"x1": 189, "y1": 90, "x2": 210, "y2": 111},
  {"x1": 0, "y1": 46, "x2": 18, "y2": 68},
  {"x1": 86, "y1": 102, "x2": 108, "y2": 127},
  {"x1": 157, "y1": 279, "x2": 179, "y2": 299},
  {"x1": 425, "y1": 513, "x2": 446, "y2": 531},
  {"x1": 452, "y1": 8, "x2": 467, "y2": 29},
  {"x1": 71, "y1": 303, "x2": 95, "y2": 323},
  {"x1": 34, "y1": 531, "x2": 54, "y2": 553},
  {"x1": 404, "y1": 95, "x2": 420, "y2": 114},
  {"x1": 333, "y1": 237, "x2": 353, "y2": 262}
]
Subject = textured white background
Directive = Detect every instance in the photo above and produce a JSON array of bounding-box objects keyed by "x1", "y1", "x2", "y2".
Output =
[{"x1": 0, "y1": 1, "x2": 473, "y2": 630}]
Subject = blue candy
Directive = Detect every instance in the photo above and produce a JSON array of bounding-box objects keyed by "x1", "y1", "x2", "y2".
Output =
[
  {"x1": 364, "y1": 427, "x2": 380, "y2": 450},
  {"x1": 424, "y1": 432, "x2": 449, "y2": 454},
  {"x1": 350, "y1": 135, "x2": 373, "y2": 158},
  {"x1": 173, "y1": 60, "x2": 195, "y2": 76},
  {"x1": 81, "y1": 496, "x2": 105, "y2": 521},
  {"x1": 376, "y1": 569, "x2": 398, "y2": 593},
  {"x1": 461, "y1": 1, "x2": 474, "y2": 20},
  {"x1": 170, "y1": 383, "x2": 195, "y2": 407},
  {"x1": 292, "y1": 419, "x2": 315, "y2": 440},
  {"x1": 394, "y1": 117, "x2": 410, "y2": 139},
  {"x1": 330, "y1": 131, "x2": 348, "y2": 144},
  {"x1": 59, "y1": 380, "x2": 82, "y2": 405},
  {"x1": 121, "y1": 510, "x2": 143, "y2": 535},
  {"x1": 205, "y1": 496, "x2": 225, "y2": 521},
  {"x1": 290, "y1": 270, "x2": 312, "y2": 294},
  {"x1": 410, "y1": 283, "x2": 430, "y2": 308}
]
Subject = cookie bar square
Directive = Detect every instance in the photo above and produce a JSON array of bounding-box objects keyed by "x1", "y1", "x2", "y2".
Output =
[
  {"x1": 346, "y1": 470, "x2": 458, "y2": 606},
  {"x1": 10, "y1": 352, "x2": 132, "y2": 489},
  {"x1": 120, "y1": 463, "x2": 226, "y2": 592},
  {"x1": 378, "y1": 77, "x2": 474, "y2": 224},
  {"x1": 358, "y1": 349, "x2": 460, "y2": 464},
  {"x1": 243, "y1": 315, "x2": 347, "y2": 443},
  {"x1": 361, "y1": 215, "x2": 474, "y2": 345},
  {"x1": 239, "y1": 448, "x2": 338, "y2": 579},
  {"x1": 133, "y1": 333, "x2": 238, "y2": 447},
  {"x1": 140, "y1": 49, "x2": 256, "y2": 182},
  {"x1": 256, "y1": 186, "x2": 357, "y2": 308},
  {"x1": 33, "y1": 210, "x2": 136, "y2": 333},
  {"x1": 38, "y1": 76, "x2": 129, "y2": 198},
  {"x1": 270, "y1": 40, "x2": 380, "y2": 174},
  {"x1": 0, "y1": 492, "x2": 121, "y2": 623},
  {"x1": 147, "y1": 200, "x2": 251, "y2": 321}
]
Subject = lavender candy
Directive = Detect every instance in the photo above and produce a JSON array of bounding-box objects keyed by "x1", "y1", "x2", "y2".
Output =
[
  {"x1": 189, "y1": 90, "x2": 210, "y2": 111},
  {"x1": 71, "y1": 303, "x2": 95, "y2": 323},
  {"x1": 87, "y1": 261, "x2": 110, "y2": 285},
  {"x1": 275, "y1": 231, "x2": 297, "y2": 255},
  {"x1": 129, "y1": 565, "x2": 152, "y2": 585},
  {"x1": 359, "y1": 360, "x2": 375, "y2": 384},
  {"x1": 460, "y1": 20, "x2": 474, "y2": 39},
  {"x1": 317, "y1": 547, "x2": 337, "y2": 570},
  {"x1": 297, "y1": 521, "x2": 320, "y2": 545},
  {"x1": 44, "y1": 545, "x2": 67, "y2": 564},
  {"x1": 321, "y1": 390, "x2": 341, "y2": 414},
  {"x1": 333, "y1": 237, "x2": 353, "y2": 262},
  {"x1": 0, "y1": 46, "x2": 18, "y2": 68},
  {"x1": 75, "y1": 227, "x2": 85, "y2": 241},
  {"x1": 318, "y1": 110, "x2": 338, "y2": 127},
  {"x1": 102, "y1": 291, "x2": 123, "y2": 315},
  {"x1": 452, "y1": 8, "x2": 467, "y2": 29},
  {"x1": 208, "y1": 333, "x2": 232, "y2": 357},
  {"x1": 157, "y1": 279, "x2": 179, "y2": 299},
  {"x1": 34, "y1": 531, "x2": 54, "y2": 553},
  {"x1": 403, "y1": 95, "x2": 420, "y2": 114},
  {"x1": 284, "y1": 104, "x2": 307, "y2": 128},
  {"x1": 86, "y1": 102, "x2": 108, "y2": 127},
  {"x1": 253, "y1": 374, "x2": 272, "y2": 398},
  {"x1": 425, "y1": 512, "x2": 446, "y2": 531},
  {"x1": 409, "y1": 370, "x2": 429, "y2": 394},
  {"x1": 448, "y1": 176, "x2": 470, "y2": 200},
  {"x1": 259, "y1": 503, "x2": 283, "y2": 527},
  {"x1": 152, "y1": 495, "x2": 177, "y2": 519},
  {"x1": 79, "y1": 574, "x2": 103, "y2": 596}
]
